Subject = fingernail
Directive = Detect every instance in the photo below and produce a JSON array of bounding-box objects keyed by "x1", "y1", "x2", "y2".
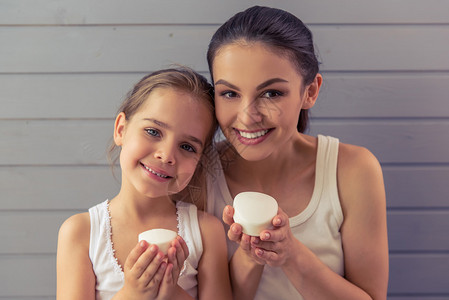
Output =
[
  {"x1": 232, "y1": 225, "x2": 239, "y2": 233},
  {"x1": 274, "y1": 218, "x2": 281, "y2": 225},
  {"x1": 256, "y1": 248, "x2": 264, "y2": 256},
  {"x1": 263, "y1": 232, "x2": 270, "y2": 240}
]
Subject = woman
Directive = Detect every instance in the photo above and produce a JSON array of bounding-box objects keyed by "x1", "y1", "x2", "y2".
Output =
[{"x1": 206, "y1": 6, "x2": 388, "y2": 300}]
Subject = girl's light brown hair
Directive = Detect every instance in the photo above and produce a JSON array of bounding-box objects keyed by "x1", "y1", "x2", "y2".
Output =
[{"x1": 108, "y1": 67, "x2": 217, "y2": 210}]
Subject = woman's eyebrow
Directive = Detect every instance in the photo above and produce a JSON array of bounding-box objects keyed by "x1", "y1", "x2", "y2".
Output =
[
  {"x1": 214, "y1": 79, "x2": 240, "y2": 91},
  {"x1": 214, "y1": 78, "x2": 288, "y2": 91},
  {"x1": 256, "y1": 78, "x2": 288, "y2": 90}
]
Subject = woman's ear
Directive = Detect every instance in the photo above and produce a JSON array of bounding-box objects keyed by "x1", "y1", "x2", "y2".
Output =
[
  {"x1": 113, "y1": 112, "x2": 127, "y2": 146},
  {"x1": 302, "y1": 73, "x2": 323, "y2": 109}
]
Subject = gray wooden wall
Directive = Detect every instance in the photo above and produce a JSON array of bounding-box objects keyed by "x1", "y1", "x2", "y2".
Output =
[{"x1": 1, "y1": 0, "x2": 448, "y2": 299}]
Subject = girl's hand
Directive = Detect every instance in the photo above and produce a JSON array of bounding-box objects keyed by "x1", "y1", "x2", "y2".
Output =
[
  {"x1": 157, "y1": 236, "x2": 190, "y2": 299},
  {"x1": 118, "y1": 241, "x2": 167, "y2": 299},
  {"x1": 250, "y1": 208, "x2": 296, "y2": 267},
  {"x1": 223, "y1": 205, "x2": 266, "y2": 265}
]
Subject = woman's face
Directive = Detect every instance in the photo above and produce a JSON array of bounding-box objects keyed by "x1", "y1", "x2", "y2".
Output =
[{"x1": 212, "y1": 42, "x2": 316, "y2": 161}]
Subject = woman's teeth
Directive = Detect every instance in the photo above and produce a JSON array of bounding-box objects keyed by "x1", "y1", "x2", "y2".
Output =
[
  {"x1": 144, "y1": 165, "x2": 169, "y2": 178},
  {"x1": 239, "y1": 130, "x2": 269, "y2": 139}
]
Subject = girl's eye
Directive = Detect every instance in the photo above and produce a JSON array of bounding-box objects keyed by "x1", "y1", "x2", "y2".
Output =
[
  {"x1": 146, "y1": 128, "x2": 160, "y2": 137},
  {"x1": 180, "y1": 143, "x2": 196, "y2": 153},
  {"x1": 261, "y1": 90, "x2": 283, "y2": 98}
]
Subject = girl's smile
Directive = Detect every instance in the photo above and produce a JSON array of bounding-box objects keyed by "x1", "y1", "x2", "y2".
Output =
[{"x1": 114, "y1": 87, "x2": 213, "y2": 199}]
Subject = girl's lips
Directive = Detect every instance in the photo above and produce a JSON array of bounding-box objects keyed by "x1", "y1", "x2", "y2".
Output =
[
  {"x1": 140, "y1": 163, "x2": 172, "y2": 181},
  {"x1": 233, "y1": 128, "x2": 273, "y2": 145}
]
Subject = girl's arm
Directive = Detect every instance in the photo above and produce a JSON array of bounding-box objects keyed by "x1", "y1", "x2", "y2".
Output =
[
  {"x1": 253, "y1": 145, "x2": 389, "y2": 299},
  {"x1": 197, "y1": 211, "x2": 232, "y2": 300},
  {"x1": 57, "y1": 213, "x2": 96, "y2": 300}
]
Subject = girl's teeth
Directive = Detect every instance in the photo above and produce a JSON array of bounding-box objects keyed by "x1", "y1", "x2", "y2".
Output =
[
  {"x1": 239, "y1": 130, "x2": 269, "y2": 139},
  {"x1": 144, "y1": 165, "x2": 168, "y2": 178}
]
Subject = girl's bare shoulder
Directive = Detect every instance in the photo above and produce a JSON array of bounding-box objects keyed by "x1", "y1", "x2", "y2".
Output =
[{"x1": 58, "y1": 212, "x2": 91, "y2": 248}]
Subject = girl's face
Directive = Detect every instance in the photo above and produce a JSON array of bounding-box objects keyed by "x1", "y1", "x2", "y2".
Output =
[
  {"x1": 114, "y1": 88, "x2": 213, "y2": 199},
  {"x1": 212, "y1": 42, "x2": 318, "y2": 161}
]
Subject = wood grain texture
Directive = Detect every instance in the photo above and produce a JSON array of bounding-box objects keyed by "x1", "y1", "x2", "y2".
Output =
[
  {"x1": 3, "y1": 73, "x2": 449, "y2": 119},
  {"x1": 1, "y1": 0, "x2": 449, "y2": 298},
  {"x1": 1, "y1": 0, "x2": 448, "y2": 25},
  {"x1": 1, "y1": 25, "x2": 448, "y2": 73}
]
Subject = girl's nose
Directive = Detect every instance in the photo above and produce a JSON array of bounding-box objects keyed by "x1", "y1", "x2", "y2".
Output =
[
  {"x1": 238, "y1": 99, "x2": 263, "y2": 125},
  {"x1": 154, "y1": 143, "x2": 176, "y2": 165}
]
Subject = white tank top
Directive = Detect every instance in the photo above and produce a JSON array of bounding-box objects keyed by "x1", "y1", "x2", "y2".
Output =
[
  {"x1": 206, "y1": 135, "x2": 344, "y2": 300},
  {"x1": 89, "y1": 200, "x2": 203, "y2": 300}
]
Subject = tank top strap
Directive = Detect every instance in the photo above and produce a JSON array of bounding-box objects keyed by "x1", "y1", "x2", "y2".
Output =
[
  {"x1": 176, "y1": 201, "x2": 203, "y2": 267},
  {"x1": 317, "y1": 134, "x2": 343, "y2": 225}
]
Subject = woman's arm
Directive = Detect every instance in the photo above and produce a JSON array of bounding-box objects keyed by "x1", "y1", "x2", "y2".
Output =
[
  {"x1": 254, "y1": 145, "x2": 389, "y2": 299},
  {"x1": 224, "y1": 206, "x2": 265, "y2": 300},
  {"x1": 197, "y1": 211, "x2": 232, "y2": 300},
  {"x1": 57, "y1": 213, "x2": 96, "y2": 300}
]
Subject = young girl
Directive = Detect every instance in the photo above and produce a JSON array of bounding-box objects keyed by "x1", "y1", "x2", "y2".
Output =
[
  {"x1": 57, "y1": 67, "x2": 232, "y2": 300},
  {"x1": 206, "y1": 6, "x2": 389, "y2": 300}
]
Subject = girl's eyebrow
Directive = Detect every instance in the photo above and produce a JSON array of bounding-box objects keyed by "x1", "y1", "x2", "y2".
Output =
[
  {"x1": 214, "y1": 78, "x2": 288, "y2": 91},
  {"x1": 143, "y1": 118, "x2": 204, "y2": 148}
]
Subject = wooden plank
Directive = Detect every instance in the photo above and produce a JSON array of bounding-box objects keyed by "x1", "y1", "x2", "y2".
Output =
[
  {"x1": 0, "y1": 254, "x2": 55, "y2": 297},
  {"x1": 0, "y1": 211, "x2": 73, "y2": 254},
  {"x1": 384, "y1": 166, "x2": 449, "y2": 208},
  {"x1": 3, "y1": 209, "x2": 448, "y2": 254},
  {"x1": 1, "y1": 165, "x2": 447, "y2": 210},
  {"x1": 1, "y1": 253, "x2": 447, "y2": 296},
  {"x1": 0, "y1": 166, "x2": 119, "y2": 210},
  {"x1": 315, "y1": 74, "x2": 449, "y2": 118},
  {"x1": 388, "y1": 211, "x2": 449, "y2": 252},
  {"x1": 389, "y1": 254, "x2": 449, "y2": 294},
  {"x1": 3, "y1": 73, "x2": 449, "y2": 119},
  {"x1": 0, "y1": 120, "x2": 112, "y2": 165},
  {"x1": 1, "y1": 120, "x2": 448, "y2": 165},
  {"x1": 1, "y1": 0, "x2": 448, "y2": 25},
  {"x1": 309, "y1": 120, "x2": 449, "y2": 164},
  {"x1": 1, "y1": 25, "x2": 449, "y2": 73}
]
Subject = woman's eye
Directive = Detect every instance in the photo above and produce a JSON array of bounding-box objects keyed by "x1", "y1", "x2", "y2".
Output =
[
  {"x1": 146, "y1": 128, "x2": 160, "y2": 137},
  {"x1": 220, "y1": 91, "x2": 238, "y2": 99},
  {"x1": 262, "y1": 90, "x2": 283, "y2": 98},
  {"x1": 180, "y1": 143, "x2": 196, "y2": 153}
]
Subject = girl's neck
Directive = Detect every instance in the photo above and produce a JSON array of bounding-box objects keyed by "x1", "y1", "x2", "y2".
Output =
[{"x1": 110, "y1": 190, "x2": 177, "y2": 224}]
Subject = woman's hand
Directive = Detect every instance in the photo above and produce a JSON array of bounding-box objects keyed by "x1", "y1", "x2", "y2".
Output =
[
  {"x1": 224, "y1": 205, "x2": 297, "y2": 267},
  {"x1": 223, "y1": 205, "x2": 267, "y2": 265},
  {"x1": 250, "y1": 207, "x2": 296, "y2": 267}
]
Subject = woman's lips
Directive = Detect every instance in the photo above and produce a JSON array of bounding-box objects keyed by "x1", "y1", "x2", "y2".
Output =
[{"x1": 234, "y1": 128, "x2": 273, "y2": 145}]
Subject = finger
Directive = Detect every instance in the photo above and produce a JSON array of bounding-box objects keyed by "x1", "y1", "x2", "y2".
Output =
[
  {"x1": 171, "y1": 239, "x2": 186, "y2": 273},
  {"x1": 145, "y1": 260, "x2": 167, "y2": 291},
  {"x1": 254, "y1": 247, "x2": 281, "y2": 267},
  {"x1": 240, "y1": 233, "x2": 252, "y2": 251},
  {"x1": 222, "y1": 205, "x2": 235, "y2": 225},
  {"x1": 259, "y1": 227, "x2": 286, "y2": 243},
  {"x1": 272, "y1": 208, "x2": 289, "y2": 228},
  {"x1": 158, "y1": 263, "x2": 175, "y2": 297},
  {"x1": 176, "y1": 235, "x2": 190, "y2": 259},
  {"x1": 139, "y1": 250, "x2": 165, "y2": 286},
  {"x1": 131, "y1": 245, "x2": 160, "y2": 279},
  {"x1": 228, "y1": 223, "x2": 243, "y2": 242},
  {"x1": 124, "y1": 241, "x2": 149, "y2": 272}
]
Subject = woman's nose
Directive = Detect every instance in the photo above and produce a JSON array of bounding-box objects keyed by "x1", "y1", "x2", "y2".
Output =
[{"x1": 238, "y1": 99, "x2": 263, "y2": 125}]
